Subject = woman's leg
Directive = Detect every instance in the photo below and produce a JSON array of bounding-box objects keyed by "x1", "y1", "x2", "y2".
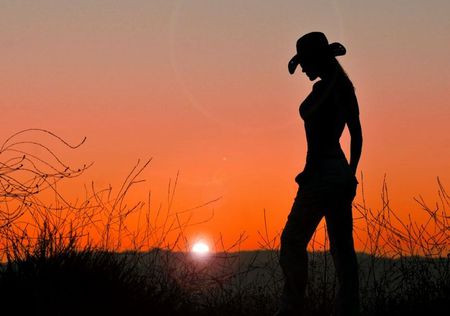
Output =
[
  {"x1": 325, "y1": 201, "x2": 360, "y2": 316},
  {"x1": 279, "y1": 192, "x2": 324, "y2": 314}
]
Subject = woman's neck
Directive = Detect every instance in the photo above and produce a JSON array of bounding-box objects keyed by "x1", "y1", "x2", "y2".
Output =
[{"x1": 319, "y1": 63, "x2": 338, "y2": 81}]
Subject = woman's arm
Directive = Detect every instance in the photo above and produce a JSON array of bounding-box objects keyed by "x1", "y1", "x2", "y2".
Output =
[
  {"x1": 347, "y1": 115, "x2": 362, "y2": 176},
  {"x1": 342, "y1": 84, "x2": 363, "y2": 176}
]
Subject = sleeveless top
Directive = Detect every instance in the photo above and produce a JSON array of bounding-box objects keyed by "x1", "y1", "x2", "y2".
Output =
[{"x1": 300, "y1": 74, "x2": 359, "y2": 168}]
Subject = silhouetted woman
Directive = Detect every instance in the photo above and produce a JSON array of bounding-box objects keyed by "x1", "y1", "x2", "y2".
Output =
[{"x1": 276, "y1": 32, "x2": 362, "y2": 316}]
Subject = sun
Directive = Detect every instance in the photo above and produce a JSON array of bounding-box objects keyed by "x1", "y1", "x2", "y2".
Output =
[{"x1": 191, "y1": 241, "x2": 210, "y2": 255}]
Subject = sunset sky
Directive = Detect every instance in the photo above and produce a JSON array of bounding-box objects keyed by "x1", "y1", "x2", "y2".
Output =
[{"x1": 1, "y1": 0, "x2": 449, "y2": 250}]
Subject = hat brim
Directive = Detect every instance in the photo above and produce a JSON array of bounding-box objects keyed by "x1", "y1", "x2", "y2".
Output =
[
  {"x1": 288, "y1": 55, "x2": 299, "y2": 75},
  {"x1": 329, "y1": 42, "x2": 346, "y2": 56}
]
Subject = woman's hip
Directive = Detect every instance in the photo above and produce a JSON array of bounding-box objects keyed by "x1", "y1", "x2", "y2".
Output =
[{"x1": 294, "y1": 158, "x2": 357, "y2": 203}]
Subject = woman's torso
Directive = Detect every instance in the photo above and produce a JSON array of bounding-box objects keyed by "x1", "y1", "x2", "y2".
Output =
[
  {"x1": 297, "y1": 74, "x2": 357, "y2": 184},
  {"x1": 300, "y1": 75, "x2": 352, "y2": 164}
]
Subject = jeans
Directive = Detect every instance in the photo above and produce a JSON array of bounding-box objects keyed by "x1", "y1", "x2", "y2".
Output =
[{"x1": 279, "y1": 157, "x2": 360, "y2": 316}]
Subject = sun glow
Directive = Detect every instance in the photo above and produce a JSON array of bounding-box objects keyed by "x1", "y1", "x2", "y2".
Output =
[{"x1": 191, "y1": 241, "x2": 210, "y2": 255}]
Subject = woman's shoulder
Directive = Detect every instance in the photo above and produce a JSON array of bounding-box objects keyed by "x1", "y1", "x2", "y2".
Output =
[
  {"x1": 335, "y1": 75, "x2": 354, "y2": 91},
  {"x1": 336, "y1": 78, "x2": 359, "y2": 117},
  {"x1": 333, "y1": 77, "x2": 356, "y2": 103}
]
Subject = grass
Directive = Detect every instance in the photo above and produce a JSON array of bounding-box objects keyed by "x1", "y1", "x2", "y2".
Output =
[{"x1": 0, "y1": 129, "x2": 448, "y2": 315}]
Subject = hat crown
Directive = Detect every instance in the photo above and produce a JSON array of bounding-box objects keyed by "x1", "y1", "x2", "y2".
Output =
[{"x1": 296, "y1": 32, "x2": 330, "y2": 57}]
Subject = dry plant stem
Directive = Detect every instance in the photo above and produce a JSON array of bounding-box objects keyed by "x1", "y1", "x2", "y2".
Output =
[{"x1": 0, "y1": 129, "x2": 448, "y2": 316}]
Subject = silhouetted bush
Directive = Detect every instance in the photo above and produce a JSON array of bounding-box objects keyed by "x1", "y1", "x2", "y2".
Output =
[{"x1": 0, "y1": 130, "x2": 448, "y2": 315}]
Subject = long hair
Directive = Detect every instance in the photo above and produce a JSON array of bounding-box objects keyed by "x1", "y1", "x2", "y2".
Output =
[{"x1": 332, "y1": 57, "x2": 354, "y2": 91}]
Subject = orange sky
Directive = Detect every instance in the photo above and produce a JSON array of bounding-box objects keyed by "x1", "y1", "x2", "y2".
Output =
[{"x1": 1, "y1": 1, "x2": 449, "y2": 251}]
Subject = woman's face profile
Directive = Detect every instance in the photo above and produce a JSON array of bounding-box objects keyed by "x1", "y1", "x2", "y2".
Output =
[{"x1": 299, "y1": 57, "x2": 320, "y2": 81}]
